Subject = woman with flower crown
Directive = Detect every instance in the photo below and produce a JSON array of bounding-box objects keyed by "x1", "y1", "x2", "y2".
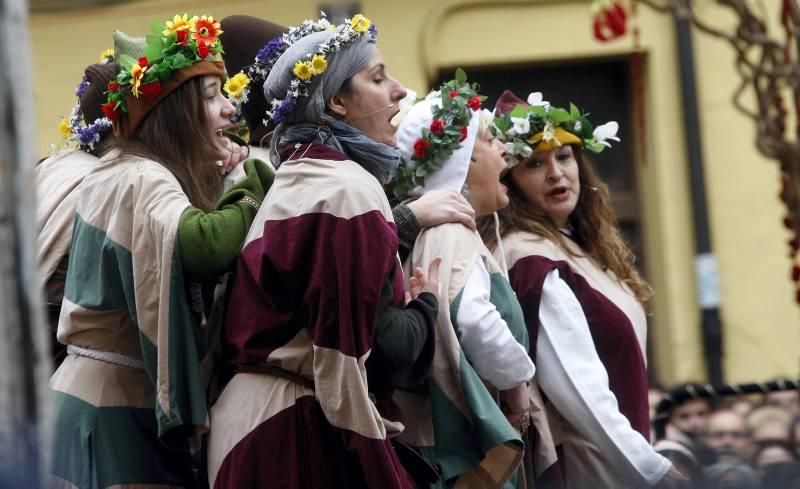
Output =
[
  {"x1": 218, "y1": 14, "x2": 477, "y2": 257},
  {"x1": 48, "y1": 14, "x2": 275, "y2": 489},
  {"x1": 388, "y1": 71, "x2": 535, "y2": 489},
  {"x1": 206, "y1": 13, "x2": 440, "y2": 489},
  {"x1": 479, "y1": 90, "x2": 680, "y2": 488},
  {"x1": 37, "y1": 55, "x2": 116, "y2": 369}
]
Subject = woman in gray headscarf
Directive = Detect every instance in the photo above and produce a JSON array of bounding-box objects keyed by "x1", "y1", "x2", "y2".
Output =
[{"x1": 207, "y1": 14, "x2": 439, "y2": 489}]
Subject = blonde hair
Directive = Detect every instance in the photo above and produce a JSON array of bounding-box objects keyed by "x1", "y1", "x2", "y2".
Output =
[
  {"x1": 479, "y1": 145, "x2": 653, "y2": 306},
  {"x1": 477, "y1": 108, "x2": 494, "y2": 139}
]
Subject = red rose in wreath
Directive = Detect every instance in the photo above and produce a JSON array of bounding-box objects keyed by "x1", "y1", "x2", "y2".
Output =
[
  {"x1": 414, "y1": 139, "x2": 430, "y2": 158},
  {"x1": 430, "y1": 119, "x2": 445, "y2": 137}
]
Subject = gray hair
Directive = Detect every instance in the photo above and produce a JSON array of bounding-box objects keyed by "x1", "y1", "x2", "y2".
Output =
[{"x1": 263, "y1": 29, "x2": 375, "y2": 124}]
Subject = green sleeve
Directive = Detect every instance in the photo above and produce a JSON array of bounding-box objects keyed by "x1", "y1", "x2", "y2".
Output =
[
  {"x1": 178, "y1": 158, "x2": 274, "y2": 278},
  {"x1": 489, "y1": 272, "x2": 530, "y2": 352}
]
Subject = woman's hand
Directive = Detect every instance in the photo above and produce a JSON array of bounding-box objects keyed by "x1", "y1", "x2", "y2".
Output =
[
  {"x1": 405, "y1": 257, "x2": 442, "y2": 304},
  {"x1": 407, "y1": 189, "x2": 475, "y2": 230},
  {"x1": 215, "y1": 134, "x2": 248, "y2": 175},
  {"x1": 500, "y1": 383, "x2": 530, "y2": 428}
]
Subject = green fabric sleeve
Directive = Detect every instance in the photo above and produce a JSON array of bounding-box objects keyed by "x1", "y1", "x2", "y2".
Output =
[{"x1": 178, "y1": 158, "x2": 274, "y2": 278}]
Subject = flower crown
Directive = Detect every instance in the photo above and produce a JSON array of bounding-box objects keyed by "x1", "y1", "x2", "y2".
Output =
[
  {"x1": 104, "y1": 13, "x2": 223, "y2": 122},
  {"x1": 223, "y1": 15, "x2": 335, "y2": 122},
  {"x1": 261, "y1": 13, "x2": 378, "y2": 126},
  {"x1": 493, "y1": 92, "x2": 620, "y2": 163},
  {"x1": 57, "y1": 49, "x2": 116, "y2": 151},
  {"x1": 390, "y1": 68, "x2": 485, "y2": 199}
]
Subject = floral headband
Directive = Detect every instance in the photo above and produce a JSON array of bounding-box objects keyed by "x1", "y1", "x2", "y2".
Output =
[
  {"x1": 104, "y1": 13, "x2": 223, "y2": 122},
  {"x1": 493, "y1": 92, "x2": 620, "y2": 164},
  {"x1": 57, "y1": 49, "x2": 115, "y2": 151},
  {"x1": 223, "y1": 15, "x2": 335, "y2": 122},
  {"x1": 390, "y1": 68, "x2": 485, "y2": 199},
  {"x1": 260, "y1": 13, "x2": 378, "y2": 125}
]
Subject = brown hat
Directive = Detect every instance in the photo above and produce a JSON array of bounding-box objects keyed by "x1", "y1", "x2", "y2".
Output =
[
  {"x1": 114, "y1": 61, "x2": 226, "y2": 138},
  {"x1": 494, "y1": 89, "x2": 526, "y2": 115},
  {"x1": 220, "y1": 15, "x2": 287, "y2": 145},
  {"x1": 81, "y1": 63, "x2": 117, "y2": 126}
]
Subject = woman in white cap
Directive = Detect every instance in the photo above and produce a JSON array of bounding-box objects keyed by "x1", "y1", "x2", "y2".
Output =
[{"x1": 389, "y1": 70, "x2": 535, "y2": 489}]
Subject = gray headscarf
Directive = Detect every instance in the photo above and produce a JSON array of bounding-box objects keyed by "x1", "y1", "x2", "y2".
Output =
[{"x1": 263, "y1": 28, "x2": 401, "y2": 184}]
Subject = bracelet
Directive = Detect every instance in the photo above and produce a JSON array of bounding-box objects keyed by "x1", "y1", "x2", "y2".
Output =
[
  {"x1": 240, "y1": 195, "x2": 261, "y2": 211},
  {"x1": 516, "y1": 411, "x2": 531, "y2": 433}
]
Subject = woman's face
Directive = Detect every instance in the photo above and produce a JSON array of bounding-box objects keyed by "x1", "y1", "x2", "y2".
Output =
[
  {"x1": 509, "y1": 145, "x2": 581, "y2": 228},
  {"x1": 330, "y1": 48, "x2": 407, "y2": 146},
  {"x1": 465, "y1": 132, "x2": 510, "y2": 217},
  {"x1": 203, "y1": 75, "x2": 236, "y2": 133}
]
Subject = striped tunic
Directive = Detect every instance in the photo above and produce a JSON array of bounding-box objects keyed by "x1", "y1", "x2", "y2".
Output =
[
  {"x1": 36, "y1": 149, "x2": 100, "y2": 367},
  {"x1": 207, "y1": 144, "x2": 414, "y2": 489},
  {"x1": 497, "y1": 230, "x2": 665, "y2": 488},
  {"x1": 49, "y1": 156, "x2": 208, "y2": 489},
  {"x1": 395, "y1": 223, "x2": 529, "y2": 489}
]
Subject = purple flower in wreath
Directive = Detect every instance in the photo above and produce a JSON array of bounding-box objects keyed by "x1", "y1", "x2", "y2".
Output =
[
  {"x1": 75, "y1": 76, "x2": 90, "y2": 97},
  {"x1": 256, "y1": 37, "x2": 284, "y2": 66},
  {"x1": 77, "y1": 125, "x2": 99, "y2": 146},
  {"x1": 273, "y1": 95, "x2": 296, "y2": 124},
  {"x1": 368, "y1": 24, "x2": 378, "y2": 37}
]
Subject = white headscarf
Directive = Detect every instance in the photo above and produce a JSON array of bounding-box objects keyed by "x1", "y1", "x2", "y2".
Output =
[{"x1": 395, "y1": 92, "x2": 485, "y2": 197}]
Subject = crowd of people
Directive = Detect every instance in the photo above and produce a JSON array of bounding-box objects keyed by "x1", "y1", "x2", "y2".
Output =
[
  {"x1": 652, "y1": 382, "x2": 800, "y2": 488},
  {"x1": 33, "y1": 8, "x2": 796, "y2": 489}
]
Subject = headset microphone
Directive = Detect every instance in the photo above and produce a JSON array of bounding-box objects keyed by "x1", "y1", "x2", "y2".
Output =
[{"x1": 346, "y1": 103, "x2": 395, "y2": 123}]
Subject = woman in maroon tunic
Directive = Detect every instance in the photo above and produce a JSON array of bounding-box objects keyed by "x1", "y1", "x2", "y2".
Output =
[
  {"x1": 207, "y1": 14, "x2": 439, "y2": 489},
  {"x1": 481, "y1": 91, "x2": 682, "y2": 488}
]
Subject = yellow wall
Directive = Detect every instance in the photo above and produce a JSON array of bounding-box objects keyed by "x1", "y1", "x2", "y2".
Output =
[{"x1": 29, "y1": 0, "x2": 799, "y2": 385}]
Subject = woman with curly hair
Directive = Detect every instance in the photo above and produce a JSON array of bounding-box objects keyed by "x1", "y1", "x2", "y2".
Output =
[{"x1": 480, "y1": 90, "x2": 679, "y2": 488}]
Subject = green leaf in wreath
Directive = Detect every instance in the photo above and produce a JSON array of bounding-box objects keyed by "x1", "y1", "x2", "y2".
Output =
[
  {"x1": 569, "y1": 103, "x2": 581, "y2": 120},
  {"x1": 550, "y1": 108, "x2": 571, "y2": 124},
  {"x1": 150, "y1": 20, "x2": 164, "y2": 35},
  {"x1": 118, "y1": 54, "x2": 137, "y2": 70},
  {"x1": 509, "y1": 105, "x2": 528, "y2": 119}
]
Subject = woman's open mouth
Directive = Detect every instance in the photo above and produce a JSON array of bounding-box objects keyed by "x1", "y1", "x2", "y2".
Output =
[{"x1": 546, "y1": 186, "x2": 570, "y2": 201}]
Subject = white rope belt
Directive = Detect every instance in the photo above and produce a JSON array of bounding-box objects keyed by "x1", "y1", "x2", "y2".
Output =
[{"x1": 67, "y1": 344, "x2": 146, "y2": 370}]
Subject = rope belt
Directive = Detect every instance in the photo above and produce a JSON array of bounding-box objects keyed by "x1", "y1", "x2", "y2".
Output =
[
  {"x1": 67, "y1": 344, "x2": 146, "y2": 370},
  {"x1": 236, "y1": 364, "x2": 314, "y2": 390}
]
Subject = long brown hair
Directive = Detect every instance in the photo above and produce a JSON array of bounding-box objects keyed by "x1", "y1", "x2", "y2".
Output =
[
  {"x1": 113, "y1": 77, "x2": 223, "y2": 211},
  {"x1": 479, "y1": 145, "x2": 653, "y2": 305}
]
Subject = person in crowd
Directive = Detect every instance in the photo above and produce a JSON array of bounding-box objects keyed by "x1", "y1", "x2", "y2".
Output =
[
  {"x1": 390, "y1": 73, "x2": 534, "y2": 489},
  {"x1": 765, "y1": 384, "x2": 800, "y2": 417},
  {"x1": 667, "y1": 388, "x2": 712, "y2": 438},
  {"x1": 749, "y1": 404, "x2": 792, "y2": 443},
  {"x1": 703, "y1": 461, "x2": 759, "y2": 489},
  {"x1": 37, "y1": 54, "x2": 117, "y2": 369},
  {"x1": 49, "y1": 13, "x2": 274, "y2": 488},
  {"x1": 483, "y1": 90, "x2": 678, "y2": 487},
  {"x1": 790, "y1": 415, "x2": 800, "y2": 458},
  {"x1": 702, "y1": 408, "x2": 753, "y2": 462},
  {"x1": 654, "y1": 440, "x2": 704, "y2": 488},
  {"x1": 753, "y1": 440, "x2": 797, "y2": 471},
  {"x1": 719, "y1": 394, "x2": 760, "y2": 420},
  {"x1": 207, "y1": 14, "x2": 440, "y2": 489},
  {"x1": 218, "y1": 14, "x2": 476, "y2": 257}
]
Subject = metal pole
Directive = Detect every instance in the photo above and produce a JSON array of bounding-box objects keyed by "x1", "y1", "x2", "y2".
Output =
[
  {"x1": 674, "y1": 13, "x2": 725, "y2": 385},
  {"x1": 0, "y1": 0, "x2": 52, "y2": 485}
]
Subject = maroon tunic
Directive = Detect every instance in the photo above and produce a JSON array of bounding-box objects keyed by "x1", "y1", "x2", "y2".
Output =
[
  {"x1": 498, "y1": 230, "x2": 650, "y2": 488},
  {"x1": 207, "y1": 145, "x2": 414, "y2": 489}
]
